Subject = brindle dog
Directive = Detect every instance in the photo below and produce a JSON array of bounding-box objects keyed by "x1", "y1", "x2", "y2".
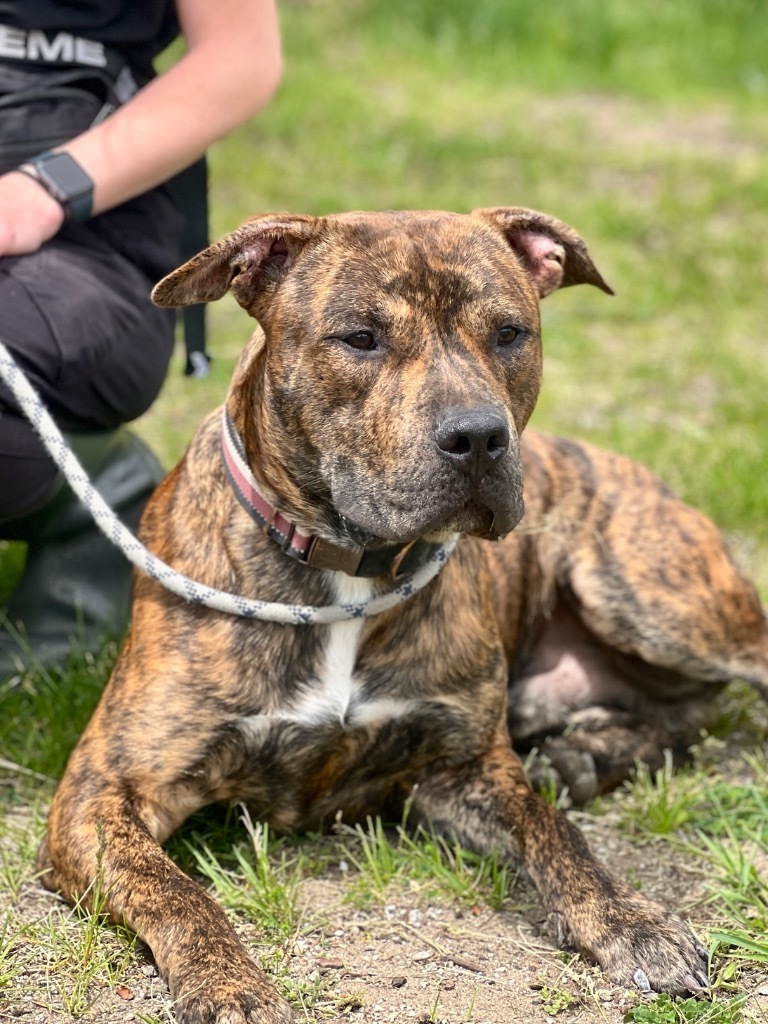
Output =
[{"x1": 39, "y1": 208, "x2": 768, "y2": 1024}]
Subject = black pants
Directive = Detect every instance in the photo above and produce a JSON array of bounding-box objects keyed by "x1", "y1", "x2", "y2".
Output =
[{"x1": 0, "y1": 224, "x2": 176, "y2": 522}]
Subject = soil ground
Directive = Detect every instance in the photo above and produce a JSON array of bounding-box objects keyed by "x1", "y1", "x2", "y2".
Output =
[{"x1": 3, "y1": 764, "x2": 767, "y2": 1024}]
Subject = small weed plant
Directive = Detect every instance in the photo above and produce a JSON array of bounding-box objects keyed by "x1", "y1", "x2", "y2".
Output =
[{"x1": 623, "y1": 992, "x2": 746, "y2": 1024}]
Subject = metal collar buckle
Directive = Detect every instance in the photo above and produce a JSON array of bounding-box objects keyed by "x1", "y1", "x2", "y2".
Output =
[{"x1": 305, "y1": 536, "x2": 364, "y2": 575}]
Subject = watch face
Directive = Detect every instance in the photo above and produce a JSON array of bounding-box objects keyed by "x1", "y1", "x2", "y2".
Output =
[{"x1": 38, "y1": 153, "x2": 92, "y2": 198}]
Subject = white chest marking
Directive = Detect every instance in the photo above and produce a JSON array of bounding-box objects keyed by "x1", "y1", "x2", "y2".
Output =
[
  {"x1": 241, "y1": 573, "x2": 414, "y2": 735},
  {"x1": 299, "y1": 574, "x2": 371, "y2": 725}
]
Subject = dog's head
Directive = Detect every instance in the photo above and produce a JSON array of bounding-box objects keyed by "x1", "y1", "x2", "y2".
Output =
[{"x1": 154, "y1": 209, "x2": 611, "y2": 546}]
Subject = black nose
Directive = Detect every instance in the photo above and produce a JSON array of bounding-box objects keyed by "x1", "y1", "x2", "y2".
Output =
[{"x1": 434, "y1": 406, "x2": 510, "y2": 473}]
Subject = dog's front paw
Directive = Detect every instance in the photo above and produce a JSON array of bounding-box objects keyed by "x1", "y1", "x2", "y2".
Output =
[
  {"x1": 172, "y1": 971, "x2": 295, "y2": 1024},
  {"x1": 175, "y1": 993, "x2": 295, "y2": 1024},
  {"x1": 550, "y1": 896, "x2": 709, "y2": 996}
]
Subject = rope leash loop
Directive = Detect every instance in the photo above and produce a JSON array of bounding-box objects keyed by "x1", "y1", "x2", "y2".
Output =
[{"x1": 0, "y1": 337, "x2": 456, "y2": 623}]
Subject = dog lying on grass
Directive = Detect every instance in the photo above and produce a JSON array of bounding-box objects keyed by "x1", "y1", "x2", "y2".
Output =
[{"x1": 38, "y1": 207, "x2": 768, "y2": 1024}]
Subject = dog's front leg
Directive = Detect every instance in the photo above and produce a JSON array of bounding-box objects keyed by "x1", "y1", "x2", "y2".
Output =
[
  {"x1": 38, "y1": 783, "x2": 294, "y2": 1024},
  {"x1": 410, "y1": 740, "x2": 708, "y2": 996}
]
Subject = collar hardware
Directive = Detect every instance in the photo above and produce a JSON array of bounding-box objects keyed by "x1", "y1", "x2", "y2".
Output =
[
  {"x1": 306, "y1": 536, "x2": 365, "y2": 575},
  {"x1": 389, "y1": 540, "x2": 418, "y2": 582}
]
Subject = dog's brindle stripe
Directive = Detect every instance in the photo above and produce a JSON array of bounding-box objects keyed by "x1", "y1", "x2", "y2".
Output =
[{"x1": 39, "y1": 209, "x2": 766, "y2": 1024}]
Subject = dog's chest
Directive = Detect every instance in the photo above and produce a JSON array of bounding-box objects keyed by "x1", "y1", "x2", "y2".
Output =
[
  {"x1": 215, "y1": 568, "x2": 502, "y2": 828},
  {"x1": 240, "y1": 575, "x2": 413, "y2": 734}
]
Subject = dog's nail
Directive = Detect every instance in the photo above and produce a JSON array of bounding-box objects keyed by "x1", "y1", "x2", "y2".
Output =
[
  {"x1": 633, "y1": 969, "x2": 651, "y2": 992},
  {"x1": 683, "y1": 973, "x2": 707, "y2": 993},
  {"x1": 695, "y1": 970, "x2": 710, "y2": 989}
]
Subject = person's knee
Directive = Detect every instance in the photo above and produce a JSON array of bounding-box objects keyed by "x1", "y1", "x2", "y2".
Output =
[
  {"x1": 0, "y1": 413, "x2": 61, "y2": 525},
  {"x1": 0, "y1": 238, "x2": 175, "y2": 431}
]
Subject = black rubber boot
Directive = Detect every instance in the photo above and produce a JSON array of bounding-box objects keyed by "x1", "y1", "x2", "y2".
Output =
[{"x1": 0, "y1": 430, "x2": 164, "y2": 679}]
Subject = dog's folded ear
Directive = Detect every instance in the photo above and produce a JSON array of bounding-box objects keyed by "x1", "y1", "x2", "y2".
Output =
[
  {"x1": 152, "y1": 214, "x2": 319, "y2": 310},
  {"x1": 472, "y1": 207, "x2": 614, "y2": 299}
]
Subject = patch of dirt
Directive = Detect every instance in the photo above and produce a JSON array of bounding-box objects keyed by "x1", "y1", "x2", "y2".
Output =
[
  {"x1": 4, "y1": 700, "x2": 768, "y2": 1023},
  {"x1": 0, "y1": 797, "x2": 757, "y2": 1024}
]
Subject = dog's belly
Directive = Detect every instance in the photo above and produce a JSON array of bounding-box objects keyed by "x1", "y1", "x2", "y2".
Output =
[{"x1": 507, "y1": 602, "x2": 719, "y2": 745}]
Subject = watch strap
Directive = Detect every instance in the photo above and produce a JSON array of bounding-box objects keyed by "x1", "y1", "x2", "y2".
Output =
[{"x1": 16, "y1": 151, "x2": 94, "y2": 224}]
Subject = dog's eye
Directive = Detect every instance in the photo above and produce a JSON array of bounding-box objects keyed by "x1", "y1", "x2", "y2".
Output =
[
  {"x1": 496, "y1": 324, "x2": 521, "y2": 348},
  {"x1": 343, "y1": 330, "x2": 378, "y2": 352}
]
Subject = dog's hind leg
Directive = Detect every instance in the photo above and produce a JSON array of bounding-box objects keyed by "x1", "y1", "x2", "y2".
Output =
[
  {"x1": 509, "y1": 432, "x2": 768, "y2": 699},
  {"x1": 507, "y1": 600, "x2": 730, "y2": 800},
  {"x1": 37, "y1": 770, "x2": 294, "y2": 1024},
  {"x1": 507, "y1": 450, "x2": 768, "y2": 797},
  {"x1": 562, "y1": 481, "x2": 768, "y2": 697},
  {"x1": 410, "y1": 738, "x2": 709, "y2": 996},
  {"x1": 522, "y1": 711, "x2": 696, "y2": 803}
]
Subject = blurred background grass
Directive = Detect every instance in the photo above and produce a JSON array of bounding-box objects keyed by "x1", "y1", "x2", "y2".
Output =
[{"x1": 140, "y1": 0, "x2": 767, "y2": 595}]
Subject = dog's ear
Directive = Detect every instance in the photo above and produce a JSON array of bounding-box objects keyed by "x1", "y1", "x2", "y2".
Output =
[
  {"x1": 472, "y1": 206, "x2": 614, "y2": 299},
  {"x1": 152, "y1": 214, "x2": 319, "y2": 309}
]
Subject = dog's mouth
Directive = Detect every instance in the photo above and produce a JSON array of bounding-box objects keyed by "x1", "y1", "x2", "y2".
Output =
[
  {"x1": 450, "y1": 502, "x2": 506, "y2": 540},
  {"x1": 334, "y1": 496, "x2": 521, "y2": 548},
  {"x1": 323, "y1": 450, "x2": 525, "y2": 548},
  {"x1": 438, "y1": 496, "x2": 524, "y2": 541}
]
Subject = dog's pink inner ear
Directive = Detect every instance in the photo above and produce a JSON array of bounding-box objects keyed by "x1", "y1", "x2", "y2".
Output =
[
  {"x1": 268, "y1": 238, "x2": 289, "y2": 265},
  {"x1": 153, "y1": 215, "x2": 318, "y2": 309},
  {"x1": 472, "y1": 207, "x2": 614, "y2": 298},
  {"x1": 509, "y1": 230, "x2": 567, "y2": 298},
  {"x1": 229, "y1": 236, "x2": 293, "y2": 308}
]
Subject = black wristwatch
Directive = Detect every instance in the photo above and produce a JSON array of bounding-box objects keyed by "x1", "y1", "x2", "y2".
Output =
[{"x1": 16, "y1": 151, "x2": 94, "y2": 224}]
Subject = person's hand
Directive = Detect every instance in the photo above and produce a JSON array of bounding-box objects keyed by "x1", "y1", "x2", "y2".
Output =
[{"x1": 0, "y1": 171, "x2": 65, "y2": 256}]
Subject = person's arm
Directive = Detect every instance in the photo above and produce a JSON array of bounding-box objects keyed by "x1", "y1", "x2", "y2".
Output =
[{"x1": 0, "y1": 0, "x2": 282, "y2": 256}]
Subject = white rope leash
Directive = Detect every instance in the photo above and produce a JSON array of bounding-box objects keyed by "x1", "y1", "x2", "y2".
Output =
[{"x1": 0, "y1": 337, "x2": 457, "y2": 624}]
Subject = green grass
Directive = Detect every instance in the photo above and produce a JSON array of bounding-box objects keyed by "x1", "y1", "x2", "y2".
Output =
[
  {"x1": 350, "y1": 0, "x2": 768, "y2": 104},
  {"x1": 336, "y1": 811, "x2": 519, "y2": 913},
  {"x1": 0, "y1": 827, "x2": 139, "y2": 1016},
  {"x1": 2, "y1": 0, "x2": 768, "y2": 1019},
  {"x1": 0, "y1": 639, "x2": 118, "y2": 778},
  {"x1": 618, "y1": 751, "x2": 768, "y2": 842},
  {"x1": 623, "y1": 992, "x2": 747, "y2": 1024},
  {"x1": 615, "y1": 745, "x2": 768, "y2": 1018},
  {"x1": 184, "y1": 809, "x2": 303, "y2": 944}
]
